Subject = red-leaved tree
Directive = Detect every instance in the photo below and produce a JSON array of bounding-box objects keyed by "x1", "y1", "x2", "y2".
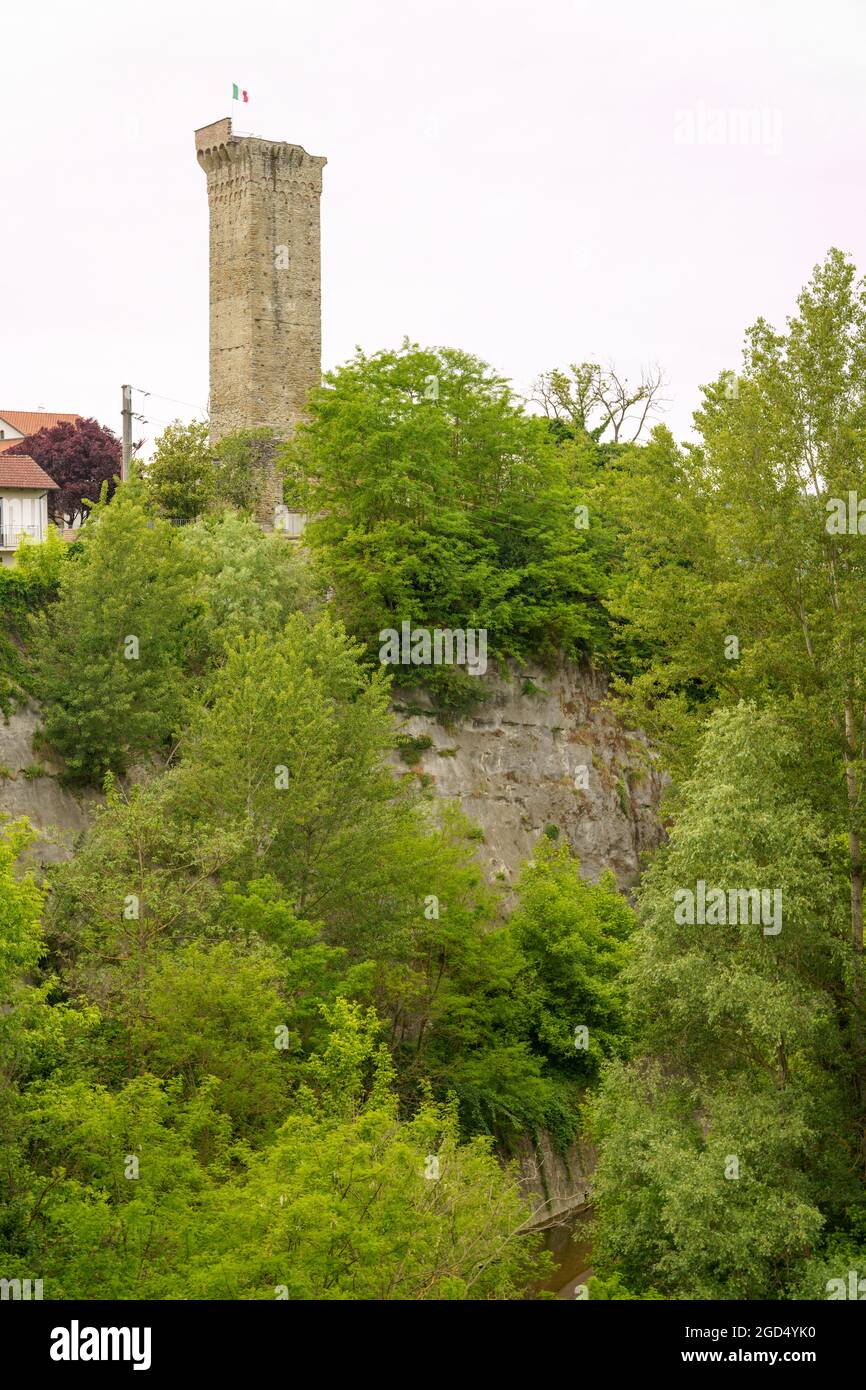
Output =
[{"x1": 21, "y1": 417, "x2": 121, "y2": 527}]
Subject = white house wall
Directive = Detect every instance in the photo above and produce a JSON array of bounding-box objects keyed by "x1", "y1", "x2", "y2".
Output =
[
  {"x1": 0, "y1": 420, "x2": 25, "y2": 445},
  {"x1": 0, "y1": 489, "x2": 51, "y2": 565}
]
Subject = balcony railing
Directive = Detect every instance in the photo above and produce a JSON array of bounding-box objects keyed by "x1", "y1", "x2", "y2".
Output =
[{"x1": 0, "y1": 525, "x2": 44, "y2": 550}]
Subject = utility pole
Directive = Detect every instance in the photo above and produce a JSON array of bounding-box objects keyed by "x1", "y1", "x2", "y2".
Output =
[{"x1": 121, "y1": 384, "x2": 133, "y2": 481}]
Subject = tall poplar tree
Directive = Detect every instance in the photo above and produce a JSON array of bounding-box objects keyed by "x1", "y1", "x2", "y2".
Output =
[{"x1": 609, "y1": 248, "x2": 866, "y2": 1166}]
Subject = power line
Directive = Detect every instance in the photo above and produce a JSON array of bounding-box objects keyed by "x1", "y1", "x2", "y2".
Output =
[
  {"x1": 130, "y1": 386, "x2": 209, "y2": 414},
  {"x1": 134, "y1": 413, "x2": 202, "y2": 428},
  {"x1": 121, "y1": 384, "x2": 209, "y2": 472}
]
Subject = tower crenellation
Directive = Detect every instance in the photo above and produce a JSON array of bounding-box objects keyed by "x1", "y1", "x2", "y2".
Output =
[{"x1": 195, "y1": 117, "x2": 326, "y2": 449}]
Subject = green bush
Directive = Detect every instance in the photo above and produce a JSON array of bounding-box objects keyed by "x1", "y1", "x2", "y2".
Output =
[{"x1": 282, "y1": 342, "x2": 621, "y2": 708}]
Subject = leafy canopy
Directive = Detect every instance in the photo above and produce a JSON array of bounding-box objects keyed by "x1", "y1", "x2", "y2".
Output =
[{"x1": 283, "y1": 341, "x2": 618, "y2": 706}]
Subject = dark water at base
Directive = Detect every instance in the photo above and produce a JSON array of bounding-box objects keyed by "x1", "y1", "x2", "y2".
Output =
[{"x1": 532, "y1": 1212, "x2": 593, "y2": 1299}]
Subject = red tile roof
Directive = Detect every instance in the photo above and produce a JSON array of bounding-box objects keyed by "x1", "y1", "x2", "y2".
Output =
[
  {"x1": 0, "y1": 454, "x2": 60, "y2": 489},
  {"x1": 0, "y1": 411, "x2": 81, "y2": 441}
]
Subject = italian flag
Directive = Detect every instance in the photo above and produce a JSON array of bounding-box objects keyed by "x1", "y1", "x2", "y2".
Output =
[{"x1": 232, "y1": 84, "x2": 249, "y2": 102}]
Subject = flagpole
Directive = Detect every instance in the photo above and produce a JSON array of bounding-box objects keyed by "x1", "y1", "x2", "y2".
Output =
[{"x1": 230, "y1": 83, "x2": 247, "y2": 135}]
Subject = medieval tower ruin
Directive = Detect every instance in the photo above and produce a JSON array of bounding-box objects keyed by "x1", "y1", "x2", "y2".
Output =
[{"x1": 194, "y1": 117, "x2": 327, "y2": 459}]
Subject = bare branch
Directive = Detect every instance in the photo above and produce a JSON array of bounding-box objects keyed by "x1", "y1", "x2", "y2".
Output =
[{"x1": 532, "y1": 360, "x2": 668, "y2": 443}]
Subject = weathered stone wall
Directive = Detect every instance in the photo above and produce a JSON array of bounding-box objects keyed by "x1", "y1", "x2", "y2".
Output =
[
  {"x1": 390, "y1": 660, "x2": 666, "y2": 896},
  {"x1": 1, "y1": 660, "x2": 665, "y2": 890},
  {"x1": 386, "y1": 662, "x2": 665, "y2": 1252},
  {"x1": 515, "y1": 1130, "x2": 596, "y2": 1229},
  {"x1": 0, "y1": 705, "x2": 99, "y2": 865},
  {"x1": 195, "y1": 117, "x2": 326, "y2": 456}
]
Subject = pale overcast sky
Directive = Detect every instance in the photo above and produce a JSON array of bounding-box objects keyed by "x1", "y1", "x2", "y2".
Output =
[{"x1": 3, "y1": 0, "x2": 865, "y2": 454}]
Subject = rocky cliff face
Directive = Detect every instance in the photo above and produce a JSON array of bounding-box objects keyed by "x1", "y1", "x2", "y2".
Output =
[
  {"x1": 1, "y1": 663, "x2": 665, "y2": 889},
  {"x1": 391, "y1": 660, "x2": 666, "y2": 896},
  {"x1": 389, "y1": 660, "x2": 666, "y2": 1237},
  {"x1": 515, "y1": 1128, "x2": 596, "y2": 1228},
  {"x1": 0, "y1": 704, "x2": 98, "y2": 865}
]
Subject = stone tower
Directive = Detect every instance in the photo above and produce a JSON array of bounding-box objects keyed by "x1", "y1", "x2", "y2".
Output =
[{"x1": 194, "y1": 117, "x2": 326, "y2": 449}]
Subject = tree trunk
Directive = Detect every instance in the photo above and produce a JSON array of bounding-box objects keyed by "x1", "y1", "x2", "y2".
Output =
[{"x1": 844, "y1": 698, "x2": 866, "y2": 1171}]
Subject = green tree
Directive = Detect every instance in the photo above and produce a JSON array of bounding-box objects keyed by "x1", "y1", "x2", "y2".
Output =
[
  {"x1": 33, "y1": 478, "x2": 197, "y2": 782},
  {"x1": 608, "y1": 249, "x2": 866, "y2": 1164},
  {"x1": 0, "y1": 532, "x2": 66, "y2": 714},
  {"x1": 587, "y1": 704, "x2": 855, "y2": 1298},
  {"x1": 2, "y1": 1003, "x2": 552, "y2": 1299},
  {"x1": 0, "y1": 820, "x2": 48, "y2": 1081},
  {"x1": 283, "y1": 341, "x2": 616, "y2": 707},
  {"x1": 180, "y1": 511, "x2": 318, "y2": 667},
  {"x1": 184, "y1": 1001, "x2": 552, "y2": 1299},
  {"x1": 146, "y1": 420, "x2": 215, "y2": 521},
  {"x1": 214, "y1": 428, "x2": 278, "y2": 516},
  {"x1": 510, "y1": 839, "x2": 633, "y2": 1077},
  {"x1": 0, "y1": 1073, "x2": 231, "y2": 1298},
  {"x1": 132, "y1": 940, "x2": 293, "y2": 1135},
  {"x1": 223, "y1": 876, "x2": 357, "y2": 1056},
  {"x1": 588, "y1": 1062, "x2": 825, "y2": 1299},
  {"x1": 44, "y1": 775, "x2": 239, "y2": 1059},
  {"x1": 12, "y1": 527, "x2": 68, "y2": 586},
  {"x1": 170, "y1": 616, "x2": 568, "y2": 1138},
  {"x1": 403, "y1": 837, "x2": 635, "y2": 1148},
  {"x1": 174, "y1": 613, "x2": 418, "y2": 929}
]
